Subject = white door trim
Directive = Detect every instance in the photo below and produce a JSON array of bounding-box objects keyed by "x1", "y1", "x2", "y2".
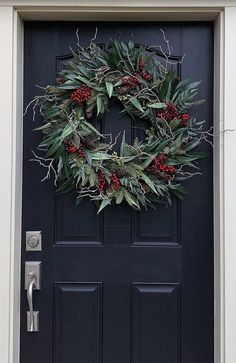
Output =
[{"x1": 0, "y1": 3, "x2": 235, "y2": 363}]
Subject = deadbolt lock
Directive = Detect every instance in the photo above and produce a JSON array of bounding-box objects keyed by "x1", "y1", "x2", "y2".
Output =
[{"x1": 26, "y1": 231, "x2": 42, "y2": 251}]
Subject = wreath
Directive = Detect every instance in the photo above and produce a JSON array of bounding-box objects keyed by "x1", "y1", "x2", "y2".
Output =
[{"x1": 28, "y1": 35, "x2": 208, "y2": 213}]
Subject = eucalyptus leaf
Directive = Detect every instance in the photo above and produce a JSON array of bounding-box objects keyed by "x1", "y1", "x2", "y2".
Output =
[
  {"x1": 129, "y1": 97, "x2": 145, "y2": 113},
  {"x1": 147, "y1": 102, "x2": 166, "y2": 109},
  {"x1": 105, "y1": 82, "x2": 113, "y2": 98},
  {"x1": 97, "y1": 198, "x2": 111, "y2": 213}
]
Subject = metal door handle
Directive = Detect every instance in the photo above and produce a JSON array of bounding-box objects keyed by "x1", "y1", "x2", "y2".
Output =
[
  {"x1": 25, "y1": 262, "x2": 41, "y2": 332},
  {"x1": 26, "y1": 273, "x2": 38, "y2": 332}
]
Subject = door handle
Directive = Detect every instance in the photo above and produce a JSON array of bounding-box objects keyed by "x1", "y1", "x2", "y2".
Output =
[
  {"x1": 25, "y1": 262, "x2": 41, "y2": 332},
  {"x1": 26, "y1": 273, "x2": 38, "y2": 332}
]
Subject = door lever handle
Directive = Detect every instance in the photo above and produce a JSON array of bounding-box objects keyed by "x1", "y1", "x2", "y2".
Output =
[
  {"x1": 25, "y1": 262, "x2": 41, "y2": 332},
  {"x1": 26, "y1": 273, "x2": 38, "y2": 332}
]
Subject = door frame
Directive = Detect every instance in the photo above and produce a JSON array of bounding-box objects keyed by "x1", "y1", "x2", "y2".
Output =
[{"x1": 0, "y1": 2, "x2": 235, "y2": 362}]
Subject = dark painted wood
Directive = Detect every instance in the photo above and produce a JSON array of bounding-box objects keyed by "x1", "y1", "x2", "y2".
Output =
[
  {"x1": 21, "y1": 22, "x2": 214, "y2": 363},
  {"x1": 54, "y1": 283, "x2": 102, "y2": 362},
  {"x1": 131, "y1": 284, "x2": 180, "y2": 362}
]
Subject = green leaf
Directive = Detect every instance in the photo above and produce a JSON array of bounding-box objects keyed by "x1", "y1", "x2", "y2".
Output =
[
  {"x1": 105, "y1": 82, "x2": 113, "y2": 98},
  {"x1": 84, "y1": 149, "x2": 92, "y2": 165},
  {"x1": 187, "y1": 151, "x2": 208, "y2": 159},
  {"x1": 140, "y1": 173, "x2": 157, "y2": 194},
  {"x1": 60, "y1": 124, "x2": 73, "y2": 141},
  {"x1": 34, "y1": 122, "x2": 52, "y2": 131},
  {"x1": 97, "y1": 198, "x2": 111, "y2": 213},
  {"x1": 141, "y1": 154, "x2": 156, "y2": 169},
  {"x1": 44, "y1": 142, "x2": 62, "y2": 157},
  {"x1": 76, "y1": 195, "x2": 85, "y2": 205},
  {"x1": 96, "y1": 96, "x2": 103, "y2": 116},
  {"x1": 147, "y1": 102, "x2": 166, "y2": 109},
  {"x1": 82, "y1": 121, "x2": 104, "y2": 137},
  {"x1": 123, "y1": 189, "x2": 140, "y2": 209},
  {"x1": 88, "y1": 169, "x2": 97, "y2": 187},
  {"x1": 159, "y1": 70, "x2": 175, "y2": 100},
  {"x1": 114, "y1": 79, "x2": 123, "y2": 87},
  {"x1": 184, "y1": 139, "x2": 200, "y2": 152},
  {"x1": 129, "y1": 97, "x2": 145, "y2": 113},
  {"x1": 120, "y1": 131, "x2": 126, "y2": 157},
  {"x1": 115, "y1": 189, "x2": 124, "y2": 204},
  {"x1": 57, "y1": 156, "x2": 63, "y2": 175},
  {"x1": 57, "y1": 178, "x2": 74, "y2": 193},
  {"x1": 171, "y1": 184, "x2": 187, "y2": 199},
  {"x1": 92, "y1": 152, "x2": 111, "y2": 161}
]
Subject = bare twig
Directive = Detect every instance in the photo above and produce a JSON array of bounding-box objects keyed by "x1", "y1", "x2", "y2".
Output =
[{"x1": 30, "y1": 151, "x2": 58, "y2": 185}]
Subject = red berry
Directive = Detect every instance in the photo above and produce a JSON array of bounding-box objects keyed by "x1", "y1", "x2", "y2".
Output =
[
  {"x1": 157, "y1": 103, "x2": 179, "y2": 122},
  {"x1": 181, "y1": 113, "x2": 190, "y2": 121},
  {"x1": 180, "y1": 113, "x2": 190, "y2": 127},
  {"x1": 122, "y1": 76, "x2": 140, "y2": 89},
  {"x1": 71, "y1": 86, "x2": 92, "y2": 105},
  {"x1": 64, "y1": 140, "x2": 78, "y2": 153},
  {"x1": 139, "y1": 60, "x2": 145, "y2": 70},
  {"x1": 97, "y1": 171, "x2": 108, "y2": 193},
  {"x1": 141, "y1": 71, "x2": 152, "y2": 81},
  {"x1": 111, "y1": 173, "x2": 120, "y2": 191},
  {"x1": 67, "y1": 146, "x2": 77, "y2": 153},
  {"x1": 150, "y1": 154, "x2": 176, "y2": 178},
  {"x1": 77, "y1": 148, "x2": 85, "y2": 158}
]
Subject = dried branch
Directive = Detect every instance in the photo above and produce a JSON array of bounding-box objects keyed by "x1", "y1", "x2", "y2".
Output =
[{"x1": 30, "y1": 151, "x2": 58, "y2": 185}]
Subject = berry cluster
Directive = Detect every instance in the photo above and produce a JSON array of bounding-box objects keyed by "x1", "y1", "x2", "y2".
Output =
[
  {"x1": 139, "y1": 59, "x2": 145, "y2": 70},
  {"x1": 64, "y1": 140, "x2": 85, "y2": 158},
  {"x1": 157, "y1": 103, "x2": 190, "y2": 127},
  {"x1": 77, "y1": 149, "x2": 85, "y2": 158},
  {"x1": 141, "y1": 71, "x2": 152, "y2": 81},
  {"x1": 70, "y1": 86, "x2": 92, "y2": 104},
  {"x1": 138, "y1": 59, "x2": 152, "y2": 81},
  {"x1": 151, "y1": 154, "x2": 176, "y2": 179},
  {"x1": 64, "y1": 140, "x2": 77, "y2": 153},
  {"x1": 97, "y1": 172, "x2": 120, "y2": 193},
  {"x1": 98, "y1": 171, "x2": 108, "y2": 193},
  {"x1": 157, "y1": 103, "x2": 179, "y2": 122},
  {"x1": 180, "y1": 113, "x2": 190, "y2": 127},
  {"x1": 111, "y1": 173, "x2": 120, "y2": 191},
  {"x1": 122, "y1": 76, "x2": 140, "y2": 89}
]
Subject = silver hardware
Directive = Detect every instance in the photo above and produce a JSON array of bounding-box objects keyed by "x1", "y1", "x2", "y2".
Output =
[
  {"x1": 25, "y1": 262, "x2": 41, "y2": 332},
  {"x1": 25, "y1": 261, "x2": 41, "y2": 290},
  {"x1": 26, "y1": 231, "x2": 42, "y2": 251},
  {"x1": 27, "y1": 311, "x2": 39, "y2": 332}
]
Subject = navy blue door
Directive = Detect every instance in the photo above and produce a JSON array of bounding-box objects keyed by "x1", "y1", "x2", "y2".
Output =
[{"x1": 21, "y1": 22, "x2": 214, "y2": 363}]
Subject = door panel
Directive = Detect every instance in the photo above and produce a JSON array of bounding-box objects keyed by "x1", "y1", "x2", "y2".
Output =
[
  {"x1": 131, "y1": 284, "x2": 180, "y2": 362},
  {"x1": 54, "y1": 283, "x2": 102, "y2": 362},
  {"x1": 21, "y1": 22, "x2": 214, "y2": 363}
]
